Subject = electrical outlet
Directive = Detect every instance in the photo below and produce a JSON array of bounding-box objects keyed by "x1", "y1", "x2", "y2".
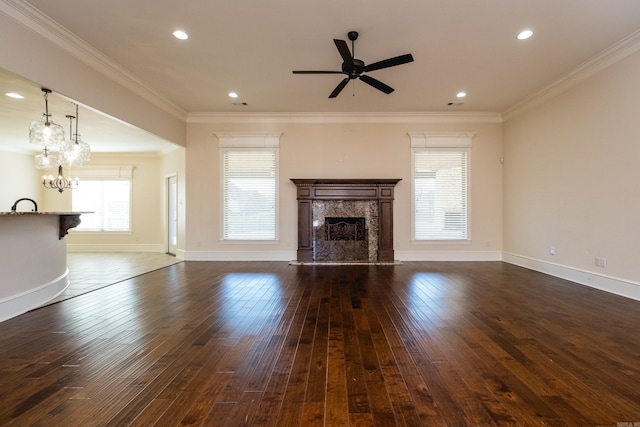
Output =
[
  {"x1": 549, "y1": 247, "x2": 555, "y2": 255},
  {"x1": 595, "y1": 257, "x2": 607, "y2": 268}
]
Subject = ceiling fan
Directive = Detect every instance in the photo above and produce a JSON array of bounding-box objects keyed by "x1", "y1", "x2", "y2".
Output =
[{"x1": 292, "y1": 31, "x2": 414, "y2": 98}]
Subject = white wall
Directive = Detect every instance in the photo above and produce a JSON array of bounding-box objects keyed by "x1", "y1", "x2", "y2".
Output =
[
  {"x1": 503, "y1": 49, "x2": 640, "y2": 299},
  {"x1": 184, "y1": 116, "x2": 503, "y2": 261},
  {"x1": 40, "y1": 153, "x2": 167, "y2": 252},
  {"x1": 0, "y1": 151, "x2": 42, "y2": 210}
]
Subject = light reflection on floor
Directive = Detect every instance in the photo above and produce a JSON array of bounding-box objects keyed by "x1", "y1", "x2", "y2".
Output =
[{"x1": 219, "y1": 273, "x2": 285, "y2": 338}]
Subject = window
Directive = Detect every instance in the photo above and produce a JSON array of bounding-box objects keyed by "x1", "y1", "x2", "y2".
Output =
[
  {"x1": 410, "y1": 132, "x2": 474, "y2": 241},
  {"x1": 218, "y1": 132, "x2": 281, "y2": 241},
  {"x1": 70, "y1": 165, "x2": 133, "y2": 232},
  {"x1": 72, "y1": 180, "x2": 131, "y2": 232}
]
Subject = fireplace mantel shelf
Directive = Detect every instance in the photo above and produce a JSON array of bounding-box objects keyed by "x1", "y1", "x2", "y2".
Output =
[
  {"x1": 291, "y1": 178, "x2": 401, "y2": 262},
  {"x1": 290, "y1": 178, "x2": 401, "y2": 187}
]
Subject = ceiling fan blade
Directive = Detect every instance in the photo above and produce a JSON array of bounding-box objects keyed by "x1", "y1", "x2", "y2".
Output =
[
  {"x1": 359, "y1": 75, "x2": 394, "y2": 94},
  {"x1": 292, "y1": 70, "x2": 344, "y2": 74},
  {"x1": 363, "y1": 53, "x2": 414, "y2": 72},
  {"x1": 334, "y1": 39, "x2": 353, "y2": 65},
  {"x1": 329, "y1": 78, "x2": 350, "y2": 98}
]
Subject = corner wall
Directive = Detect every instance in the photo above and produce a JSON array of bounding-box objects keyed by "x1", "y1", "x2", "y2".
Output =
[{"x1": 503, "y1": 49, "x2": 640, "y2": 300}]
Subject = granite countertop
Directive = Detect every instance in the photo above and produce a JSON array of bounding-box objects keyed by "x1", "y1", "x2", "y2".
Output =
[{"x1": 0, "y1": 211, "x2": 90, "y2": 216}]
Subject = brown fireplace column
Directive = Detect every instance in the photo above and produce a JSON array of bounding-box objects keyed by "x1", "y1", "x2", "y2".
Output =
[{"x1": 291, "y1": 179, "x2": 401, "y2": 262}]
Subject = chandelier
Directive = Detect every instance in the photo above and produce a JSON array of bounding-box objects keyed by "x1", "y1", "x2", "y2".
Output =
[
  {"x1": 43, "y1": 165, "x2": 79, "y2": 193},
  {"x1": 29, "y1": 89, "x2": 91, "y2": 192},
  {"x1": 29, "y1": 88, "x2": 65, "y2": 147}
]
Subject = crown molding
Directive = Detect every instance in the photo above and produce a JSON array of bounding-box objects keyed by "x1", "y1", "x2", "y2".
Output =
[
  {"x1": 503, "y1": 29, "x2": 640, "y2": 121},
  {"x1": 187, "y1": 111, "x2": 503, "y2": 124},
  {"x1": 0, "y1": 0, "x2": 187, "y2": 121}
]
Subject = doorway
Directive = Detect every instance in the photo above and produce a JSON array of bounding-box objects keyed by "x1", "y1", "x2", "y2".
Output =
[{"x1": 167, "y1": 175, "x2": 178, "y2": 255}]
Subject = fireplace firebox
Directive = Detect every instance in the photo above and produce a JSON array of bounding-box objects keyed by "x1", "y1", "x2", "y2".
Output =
[{"x1": 324, "y1": 217, "x2": 366, "y2": 241}]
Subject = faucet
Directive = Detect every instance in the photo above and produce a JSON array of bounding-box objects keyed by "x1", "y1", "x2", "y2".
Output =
[{"x1": 11, "y1": 198, "x2": 38, "y2": 212}]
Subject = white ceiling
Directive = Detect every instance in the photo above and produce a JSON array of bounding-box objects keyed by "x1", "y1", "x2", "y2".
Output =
[
  {"x1": 0, "y1": 68, "x2": 178, "y2": 155},
  {"x1": 3, "y1": 0, "x2": 640, "y2": 153}
]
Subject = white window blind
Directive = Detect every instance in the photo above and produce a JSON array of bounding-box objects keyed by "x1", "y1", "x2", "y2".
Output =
[
  {"x1": 222, "y1": 150, "x2": 277, "y2": 240},
  {"x1": 71, "y1": 180, "x2": 131, "y2": 232},
  {"x1": 414, "y1": 149, "x2": 468, "y2": 240}
]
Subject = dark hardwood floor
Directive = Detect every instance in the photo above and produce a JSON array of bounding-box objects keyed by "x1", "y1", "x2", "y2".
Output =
[{"x1": 1, "y1": 261, "x2": 639, "y2": 426}]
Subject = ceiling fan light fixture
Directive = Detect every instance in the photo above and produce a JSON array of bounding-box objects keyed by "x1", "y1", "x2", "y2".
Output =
[{"x1": 292, "y1": 31, "x2": 414, "y2": 98}]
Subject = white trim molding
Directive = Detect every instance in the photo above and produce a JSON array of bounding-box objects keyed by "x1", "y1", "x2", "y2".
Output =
[
  {"x1": 190, "y1": 112, "x2": 502, "y2": 124},
  {"x1": 67, "y1": 243, "x2": 165, "y2": 253},
  {"x1": 503, "y1": 252, "x2": 640, "y2": 302},
  {"x1": 184, "y1": 250, "x2": 297, "y2": 262},
  {"x1": 0, "y1": 269, "x2": 68, "y2": 323},
  {"x1": 396, "y1": 250, "x2": 502, "y2": 262},
  {"x1": 215, "y1": 132, "x2": 282, "y2": 148},
  {"x1": 408, "y1": 131, "x2": 476, "y2": 148}
]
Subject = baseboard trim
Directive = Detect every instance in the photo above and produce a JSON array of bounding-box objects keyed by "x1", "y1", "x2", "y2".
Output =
[
  {"x1": 183, "y1": 251, "x2": 297, "y2": 261},
  {"x1": 0, "y1": 270, "x2": 69, "y2": 323},
  {"x1": 396, "y1": 250, "x2": 503, "y2": 262},
  {"x1": 503, "y1": 252, "x2": 640, "y2": 302},
  {"x1": 67, "y1": 244, "x2": 165, "y2": 253}
]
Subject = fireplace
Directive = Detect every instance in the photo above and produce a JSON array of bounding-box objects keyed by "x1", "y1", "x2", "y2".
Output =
[{"x1": 291, "y1": 179, "x2": 401, "y2": 262}]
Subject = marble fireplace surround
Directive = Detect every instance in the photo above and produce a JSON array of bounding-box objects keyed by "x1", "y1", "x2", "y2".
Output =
[{"x1": 291, "y1": 179, "x2": 401, "y2": 263}]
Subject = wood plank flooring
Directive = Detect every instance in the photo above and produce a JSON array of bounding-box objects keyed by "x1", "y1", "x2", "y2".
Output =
[{"x1": 1, "y1": 261, "x2": 640, "y2": 426}]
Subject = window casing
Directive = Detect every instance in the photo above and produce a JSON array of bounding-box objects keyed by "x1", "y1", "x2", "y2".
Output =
[
  {"x1": 218, "y1": 132, "x2": 281, "y2": 242},
  {"x1": 410, "y1": 132, "x2": 474, "y2": 242}
]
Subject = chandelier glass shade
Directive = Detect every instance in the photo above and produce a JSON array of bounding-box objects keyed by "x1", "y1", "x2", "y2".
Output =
[
  {"x1": 42, "y1": 165, "x2": 79, "y2": 193},
  {"x1": 29, "y1": 89, "x2": 65, "y2": 147},
  {"x1": 60, "y1": 134, "x2": 90, "y2": 166},
  {"x1": 34, "y1": 147, "x2": 59, "y2": 170},
  {"x1": 59, "y1": 105, "x2": 91, "y2": 167}
]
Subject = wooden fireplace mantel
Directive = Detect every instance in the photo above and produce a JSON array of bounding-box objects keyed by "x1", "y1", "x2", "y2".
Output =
[{"x1": 291, "y1": 179, "x2": 401, "y2": 262}]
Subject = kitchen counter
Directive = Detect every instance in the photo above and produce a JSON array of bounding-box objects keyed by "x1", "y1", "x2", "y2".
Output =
[{"x1": 0, "y1": 212, "x2": 87, "y2": 322}]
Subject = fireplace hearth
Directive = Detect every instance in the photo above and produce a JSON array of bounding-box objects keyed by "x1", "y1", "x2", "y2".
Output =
[{"x1": 291, "y1": 179, "x2": 401, "y2": 262}]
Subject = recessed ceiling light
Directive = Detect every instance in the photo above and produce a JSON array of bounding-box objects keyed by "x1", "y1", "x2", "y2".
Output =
[
  {"x1": 4, "y1": 92, "x2": 24, "y2": 99},
  {"x1": 173, "y1": 30, "x2": 189, "y2": 40},
  {"x1": 517, "y1": 29, "x2": 533, "y2": 40},
  {"x1": 228, "y1": 92, "x2": 239, "y2": 98},
  {"x1": 456, "y1": 91, "x2": 467, "y2": 98}
]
